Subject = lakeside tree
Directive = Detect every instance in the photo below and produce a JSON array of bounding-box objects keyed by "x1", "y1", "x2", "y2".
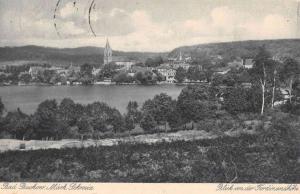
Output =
[
  {"x1": 1, "y1": 108, "x2": 31, "y2": 139},
  {"x1": 187, "y1": 66, "x2": 206, "y2": 82},
  {"x1": 0, "y1": 97, "x2": 4, "y2": 117},
  {"x1": 59, "y1": 98, "x2": 78, "y2": 126},
  {"x1": 109, "y1": 108, "x2": 125, "y2": 133},
  {"x1": 33, "y1": 99, "x2": 59, "y2": 139},
  {"x1": 76, "y1": 115, "x2": 93, "y2": 140},
  {"x1": 134, "y1": 71, "x2": 157, "y2": 85},
  {"x1": 142, "y1": 93, "x2": 174, "y2": 131},
  {"x1": 175, "y1": 67, "x2": 186, "y2": 83},
  {"x1": 124, "y1": 101, "x2": 142, "y2": 131},
  {"x1": 113, "y1": 72, "x2": 134, "y2": 84},
  {"x1": 37, "y1": 69, "x2": 56, "y2": 84},
  {"x1": 80, "y1": 63, "x2": 93, "y2": 77},
  {"x1": 79, "y1": 63, "x2": 94, "y2": 85},
  {"x1": 19, "y1": 73, "x2": 31, "y2": 84},
  {"x1": 140, "y1": 113, "x2": 156, "y2": 131},
  {"x1": 101, "y1": 63, "x2": 119, "y2": 78},
  {"x1": 0, "y1": 74, "x2": 7, "y2": 83},
  {"x1": 176, "y1": 85, "x2": 218, "y2": 128}
]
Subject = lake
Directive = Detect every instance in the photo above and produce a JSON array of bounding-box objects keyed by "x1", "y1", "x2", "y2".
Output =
[{"x1": 0, "y1": 85, "x2": 185, "y2": 114}]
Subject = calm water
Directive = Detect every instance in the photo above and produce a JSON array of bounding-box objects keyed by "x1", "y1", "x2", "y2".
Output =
[{"x1": 0, "y1": 85, "x2": 185, "y2": 114}]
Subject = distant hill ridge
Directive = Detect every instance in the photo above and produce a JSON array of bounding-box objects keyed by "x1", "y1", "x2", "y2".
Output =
[
  {"x1": 1, "y1": 39, "x2": 300, "y2": 66},
  {"x1": 0, "y1": 45, "x2": 166, "y2": 66},
  {"x1": 169, "y1": 39, "x2": 300, "y2": 60}
]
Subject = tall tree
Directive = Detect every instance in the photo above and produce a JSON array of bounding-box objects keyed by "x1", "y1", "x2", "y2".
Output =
[
  {"x1": 76, "y1": 115, "x2": 93, "y2": 140},
  {"x1": 34, "y1": 99, "x2": 59, "y2": 139},
  {"x1": 80, "y1": 63, "x2": 93, "y2": 76},
  {"x1": 0, "y1": 74, "x2": 7, "y2": 83},
  {"x1": 2, "y1": 108, "x2": 31, "y2": 140},
  {"x1": 176, "y1": 85, "x2": 217, "y2": 127},
  {"x1": 175, "y1": 67, "x2": 186, "y2": 83},
  {"x1": 142, "y1": 93, "x2": 173, "y2": 131},
  {"x1": 59, "y1": 98, "x2": 77, "y2": 126},
  {"x1": 19, "y1": 73, "x2": 31, "y2": 83},
  {"x1": 125, "y1": 101, "x2": 141, "y2": 130},
  {"x1": 140, "y1": 113, "x2": 156, "y2": 131},
  {"x1": 250, "y1": 46, "x2": 271, "y2": 115},
  {"x1": 187, "y1": 66, "x2": 206, "y2": 81},
  {"x1": 267, "y1": 60, "x2": 281, "y2": 108},
  {"x1": 0, "y1": 97, "x2": 4, "y2": 117},
  {"x1": 280, "y1": 57, "x2": 300, "y2": 103}
]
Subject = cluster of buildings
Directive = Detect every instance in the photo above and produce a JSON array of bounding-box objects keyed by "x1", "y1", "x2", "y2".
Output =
[
  {"x1": 227, "y1": 57, "x2": 254, "y2": 69},
  {"x1": 1, "y1": 39, "x2": 258, "y2": 86},
  {"x1": 27, "y1": 39, "x2": 256, "y2": 85},
  {"x1": 102, "y1": 39, "x2": 191, "y2": 83}
]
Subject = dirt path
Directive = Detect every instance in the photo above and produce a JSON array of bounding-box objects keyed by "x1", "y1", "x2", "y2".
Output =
[{"x1": 0, "y1": 130, "x2": 218, "y2": 152}]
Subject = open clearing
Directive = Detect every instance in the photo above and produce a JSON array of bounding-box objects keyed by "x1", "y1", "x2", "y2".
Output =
[{"x1": 0, "y1": 128, "x2": 257, "y2": 153}]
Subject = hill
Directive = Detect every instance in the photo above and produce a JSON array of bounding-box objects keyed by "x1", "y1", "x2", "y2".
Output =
[
  {"x1": 169, "y1": 39, "x2": 300, "y2": 61},
  {"x1": 0, "y1": 45, "x2": 166, "y2": 67},
  {"x1": 2, "y1": 39, "x2": 300, "y2": 67}
]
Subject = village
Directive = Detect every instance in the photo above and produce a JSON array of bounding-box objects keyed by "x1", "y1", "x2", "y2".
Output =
[{"x1": 0, "y1": 39, "x2": 258, "y2": 87}]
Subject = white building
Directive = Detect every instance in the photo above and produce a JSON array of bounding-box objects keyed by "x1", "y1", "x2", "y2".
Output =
[
  {"x1": 92, "y1": 67, "x2": 101, "y2": 76},
  {"x1": 115, "y1": 61, "x2": 136, "y2": 70},
  {"x1": 243, "y1": 59, "x2": 254, "y2": 69},
  {"x1": 172, "y1": 63, "x2": 190, "y2": 70},
  {"x1": 28, "y1": 66, "x2": 45, "y2": 79},
  {"x1": 156, "y1": 66, "x2": 176, "y2": 83},
  {"x1": 228, "y1": 58, "x2": 244, "y2": 69}
]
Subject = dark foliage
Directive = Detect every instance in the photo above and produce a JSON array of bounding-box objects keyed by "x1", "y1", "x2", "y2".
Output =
[{"x1": 0, "y1": 133, "x2": 298, "y2": 182}]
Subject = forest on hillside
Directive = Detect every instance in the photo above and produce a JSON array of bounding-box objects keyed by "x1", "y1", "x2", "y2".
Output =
[{"x1": 169, "y1": 39, "x2": 300, "y2": 62}]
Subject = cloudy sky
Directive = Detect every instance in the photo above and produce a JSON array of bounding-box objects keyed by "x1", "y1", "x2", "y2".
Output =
[{"x1": 0, "y1": 0, "x2": 299, "y2": 51}]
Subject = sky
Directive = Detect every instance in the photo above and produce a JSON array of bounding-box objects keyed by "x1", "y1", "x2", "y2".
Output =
[{"x1": 0, "y1": 0, "x2": 299, "y2": 51}]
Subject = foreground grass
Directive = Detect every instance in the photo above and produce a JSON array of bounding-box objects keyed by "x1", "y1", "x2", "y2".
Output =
[{"x1": 0, "y1": 134, "x2": 299, "y2": 183}]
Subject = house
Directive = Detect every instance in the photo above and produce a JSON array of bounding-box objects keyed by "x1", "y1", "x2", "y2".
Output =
[
  {"x1": 243, "y1": 59, "x2": 254, "y2": 69},
  {"x1": 156, "y1": 65, "x2": 176, "y2": 83},
  {"x1": 67, "y1": 65, "x2": 80, "y2": 76},
  {"x1": 128, "y1": 72, "x2": 135, "y2": 77},
  {"x1": 49, "y1": 67, "x2": 69, "y2": 77},
  {"x1": 172, "y1": 62, "x2": 190, "y2": 70},
  {"x1": 228, "y1": 58, "x2": 244, "y2": 69},
  {"x1": 115, "y1": 61, "x2": 136, "y2": 71},
  {"x1": 92, "y1": 67, "x2": 101, "y2": 76},
  {"x1": 28, "y1": 66, "x2": 45, "y2": 79}
]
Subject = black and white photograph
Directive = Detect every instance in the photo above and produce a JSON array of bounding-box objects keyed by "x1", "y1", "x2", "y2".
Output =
[{"x1": 0, "y1": 0, "x2": 299, "y2": 184}]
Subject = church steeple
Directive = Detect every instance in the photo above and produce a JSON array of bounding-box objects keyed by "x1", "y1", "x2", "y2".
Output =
[{"x1": 104, "y1": 38, "x2": 112, "y2": 65}]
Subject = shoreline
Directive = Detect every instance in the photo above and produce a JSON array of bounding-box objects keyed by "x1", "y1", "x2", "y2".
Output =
[{"x1": 0, "y1": 82, "x2": 209, "y2": 87}]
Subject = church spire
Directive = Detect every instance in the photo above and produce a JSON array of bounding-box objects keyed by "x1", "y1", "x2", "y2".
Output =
[
  {"x1": 105, "y1": 38, "x2": 111, "y2": 50},
  {"x1": 104, "y1": 38, "x2": 112, "y2": 65}
]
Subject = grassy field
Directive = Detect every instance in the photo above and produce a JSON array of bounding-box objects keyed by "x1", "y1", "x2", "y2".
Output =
[{"x1": 0, "y1": 133, "x2": 299, "y2": 182}]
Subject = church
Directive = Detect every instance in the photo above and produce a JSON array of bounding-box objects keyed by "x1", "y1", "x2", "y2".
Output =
[
  {"x1": 103, "y1": 39, "x2": 137, "y2": 69},
  {"x1": 103, "y1": 38, "x2": 113, "y2": 65}
]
